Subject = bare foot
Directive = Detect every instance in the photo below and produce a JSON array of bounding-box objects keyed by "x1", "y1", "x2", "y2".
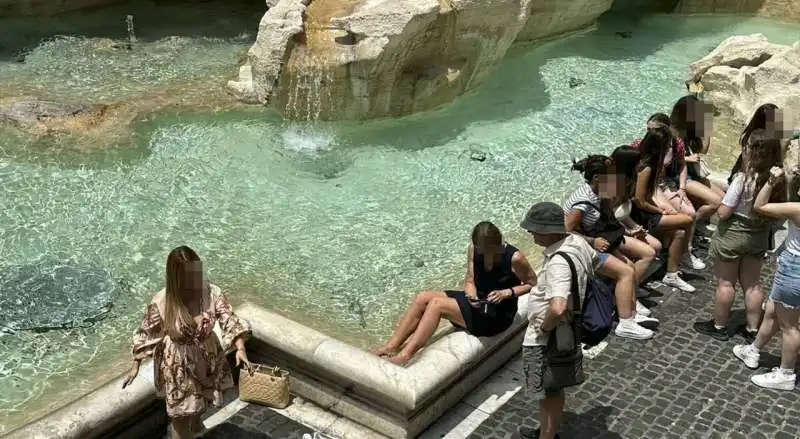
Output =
[
  {"x1": 370, "y1": 345, "x2": 396, "y2": 357},
  {"x1": 387, "y1": 353, "x2": 411, "y2": 366}
]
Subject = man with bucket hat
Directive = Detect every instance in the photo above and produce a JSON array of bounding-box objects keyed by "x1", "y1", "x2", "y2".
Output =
[{"x1": 516, "y1": 201, "x2": 601, "y2": 439}]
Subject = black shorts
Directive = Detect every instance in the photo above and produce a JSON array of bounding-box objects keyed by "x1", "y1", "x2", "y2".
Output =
[{"x1": 445, "y1": 290, "x2": 516, "y2": 337}]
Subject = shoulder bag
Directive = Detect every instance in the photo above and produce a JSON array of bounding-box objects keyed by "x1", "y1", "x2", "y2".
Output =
[{"x1": 541, "y1": 252, "x2": 586, "y2": 390}]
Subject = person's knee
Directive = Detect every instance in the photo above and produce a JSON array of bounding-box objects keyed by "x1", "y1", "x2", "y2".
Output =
[
  {"x1": 428, "y1": 297, "x2": 448, "y2": 313},
  {"x1": 413, "y1": 291, "x2": 436, "y2": 307},
  {"x1": 618, "y1": 262, "x2": 635, "y2": 281}
]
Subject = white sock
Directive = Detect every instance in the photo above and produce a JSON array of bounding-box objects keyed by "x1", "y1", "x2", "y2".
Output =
[{"x1": 779, "y1": 367, "x2": 795, "y2": 375}]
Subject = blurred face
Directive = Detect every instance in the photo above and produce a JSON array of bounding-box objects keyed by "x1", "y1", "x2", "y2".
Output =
[
  {"x1": 475, "y1": 239, "x2": 504, "y2": 258},
  {"x1": 182, "y1": 261, "x2": 204, "y2": 299},
  {"x1": 595, "y1": 173, "x2": 621, "y2": 200},
  {"x1": 765, "y1": 108, "x2": 792, "y2": 139},
  {"x1": 531, "y1": 232, "x2": 562, "y2": 247}
]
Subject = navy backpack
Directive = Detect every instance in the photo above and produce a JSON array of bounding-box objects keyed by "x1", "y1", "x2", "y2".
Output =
[{"x1": 581, "y1": 275, "x2": 616, "y2": 346}]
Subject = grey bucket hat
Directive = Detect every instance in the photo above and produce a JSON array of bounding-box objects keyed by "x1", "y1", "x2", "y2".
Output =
[{"x1": 520, "y1": 202, "x2": 566, "y2": 234}]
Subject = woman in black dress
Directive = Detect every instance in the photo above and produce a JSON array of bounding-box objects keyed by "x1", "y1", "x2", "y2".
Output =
[{"x1": 372, "y1": 221, "x2": 538, "y2": 366}]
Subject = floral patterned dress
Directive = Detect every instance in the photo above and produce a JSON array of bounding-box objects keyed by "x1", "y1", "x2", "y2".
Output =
[{"x1": 131, "y1": 283, "x2": 251, "y2": 418}]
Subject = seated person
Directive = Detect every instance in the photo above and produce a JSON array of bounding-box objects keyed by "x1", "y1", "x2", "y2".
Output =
[
  {"x1": 563, "y1": 155, "x2": 657, "y2": 340},
  {"x1": 371, "y1": 221, "x2": 538, "y2": 366}
]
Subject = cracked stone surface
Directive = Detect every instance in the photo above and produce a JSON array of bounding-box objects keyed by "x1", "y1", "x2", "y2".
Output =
[{"x1": 204, "y1": 235, "x2": 800, "y2": 438}]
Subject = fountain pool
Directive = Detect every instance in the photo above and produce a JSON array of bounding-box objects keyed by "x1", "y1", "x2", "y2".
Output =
[{"x1": 1, "y1": 3, "x2": 800, "y2": 433}]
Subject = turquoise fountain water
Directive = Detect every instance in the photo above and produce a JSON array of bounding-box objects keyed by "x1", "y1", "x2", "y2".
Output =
[{"x1": 1, "y1": 3, "x2": 800, "y2": 432}]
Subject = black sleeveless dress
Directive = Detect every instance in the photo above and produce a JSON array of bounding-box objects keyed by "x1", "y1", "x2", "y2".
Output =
[{"x1": 445, "y1": 244, "x2": 522, "y2": 337}]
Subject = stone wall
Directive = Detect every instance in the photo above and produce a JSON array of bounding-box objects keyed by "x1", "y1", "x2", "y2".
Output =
[
  {"x1": 0, "y1": 0, "x2": 124, "y2": 17},
  {"x1": 229, "y1": 0, "x2": 615, "y2": 120},
  {"x1": 674, "y1": 0, "x2": 800, "y2": 22}
]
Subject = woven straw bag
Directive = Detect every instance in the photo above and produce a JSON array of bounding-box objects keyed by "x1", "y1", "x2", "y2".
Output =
[{"x1": 238, "y1": 363, "x2": 291, "y2": 408}]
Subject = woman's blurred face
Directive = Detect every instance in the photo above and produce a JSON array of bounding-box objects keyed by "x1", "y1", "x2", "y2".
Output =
[
  {"x1": 476, "y1": 240, "x2": 504, "y2": 258},
  {"x1": 596, "y1": 173, "x2": 621, "y2": 200},
  {"x1": 182, "y1": 261, "x2": 204, "y2": 300},
  {"x1": 765, "y1": 108, "x2": 787, "y2": 138}
]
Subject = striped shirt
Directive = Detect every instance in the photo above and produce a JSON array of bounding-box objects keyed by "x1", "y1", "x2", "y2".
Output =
[{"x1": 562, "y1": 183, "x2": 602, "y2": 230}]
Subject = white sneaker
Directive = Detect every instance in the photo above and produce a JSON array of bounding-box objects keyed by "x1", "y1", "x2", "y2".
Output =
[
  {"x1": 733, "y1": 344, "x2": 760, "y2": 369},
  {"x1": 615, "y1": 319, "x2": 654, "y2": 340},
  {"x1": 636, "y1": 300, "x2": 651, "y2": 317},
  {"x1": 634, "y1": 312, "x2": 659, "y2": 325},
  {"x1": 681, "y1": 251, "x2": 706, "y2": 270},
  {"x1": 662, "y1": 272, "x2": 696, "y2": 293},
  {"x1": 751, "y1": 367, "x2": 796, "y2": 391}
]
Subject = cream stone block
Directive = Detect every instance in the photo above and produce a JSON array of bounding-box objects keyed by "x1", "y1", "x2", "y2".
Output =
[
  {"x1": 4, "y1": 360, "x2": 157, "y2": 439},
  {"x1": 237, "y1": 303, "x2": 331, "y2": 364}
]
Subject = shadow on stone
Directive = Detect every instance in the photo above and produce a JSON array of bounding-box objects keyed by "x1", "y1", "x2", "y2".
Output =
[{"x1": 204, "y1": 422, "x2": 273, "y2": 439}]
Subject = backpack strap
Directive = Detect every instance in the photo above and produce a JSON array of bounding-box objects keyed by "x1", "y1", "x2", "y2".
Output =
[{"x1": 552, "y1": 252, "x2": 582, "y2": 313}]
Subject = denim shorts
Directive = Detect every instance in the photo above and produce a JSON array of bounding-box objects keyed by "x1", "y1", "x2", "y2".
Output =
[
  {"x1": 596, "y1": 252, "x2": 610, "y2": 268},
  {"x1": 770, "y1": 250, "x2": 800, "y2": 309}
]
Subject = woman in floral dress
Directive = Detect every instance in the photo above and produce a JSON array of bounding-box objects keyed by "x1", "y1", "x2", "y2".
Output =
[{"x1": 121, "y1": 246, "x2": 252, "y2": 439}]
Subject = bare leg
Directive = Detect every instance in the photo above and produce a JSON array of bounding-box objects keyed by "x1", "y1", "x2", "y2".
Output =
[
  {"x1": 372, "y1": 291, "x2": 447, "y2": 356},
  {"x1": 776, "y1": 304, "x2": 800, "y2": 370},
  {"x1": 652, "y1": 214, "x2": 693, "y2": 273},
  {"x1": 597, "y1": 255, "x2": 636, "y2": 318},
  {"x1": 389, "y1": 296, "x2": 465, "y2": 365},
  {"x1": 171, "y1": 417, "x2": 193, "y2": 439},
  {"x1": 713, "y1": 259, "x2": 739, "y2": 327},
  {"x1": 686, "y1": 180, "x2": 722, "y2": 221},
  {"x1": 739, "y1": 256, "x2": 765, "y2": 332},
  {"x1": 754, "y1": 300, "x2": 779, "y2": 350},
  {"x1": 539, "y1": 394, "x2": 565, "y2": 439},
  {"x1": 617, "y1": 238, "x2": 656, "y2": 287}
]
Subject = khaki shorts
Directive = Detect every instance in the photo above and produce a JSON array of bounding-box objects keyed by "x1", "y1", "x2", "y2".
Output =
[{"x1": 522, "y1": 346, "x2": 565, "y2": 400}]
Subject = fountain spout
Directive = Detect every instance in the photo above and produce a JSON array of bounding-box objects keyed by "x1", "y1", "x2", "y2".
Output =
[{"x1": 125, "y1": 15, "x2": 137, "y2": 51}]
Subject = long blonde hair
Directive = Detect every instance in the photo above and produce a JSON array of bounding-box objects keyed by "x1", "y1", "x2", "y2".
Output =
[{"x1": 163, "y1": 245, "x2": 202, "y2": 340}]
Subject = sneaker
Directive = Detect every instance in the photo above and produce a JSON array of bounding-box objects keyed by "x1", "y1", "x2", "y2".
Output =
[
  {"x1": 751, "y1": 367, "x2": 797, "y2": 391},
  {"x1": 636, "y1": 300, "x2": 652, "y2": 316},
  {"x1": 681, "y1": 251, "x2": 707, "y2": 270},
  {"x1": 733, "y1": 344, "x2": 760, "y2": 369},
  {"x1": 740, "y1": 327, "x2": 758, "y2": 344},
  {"x1": 693, "y1": 320, "x2": 729, "y2": 341},
  {"x1": 704, "y1": 223, "x2": 717, "y2": 232},
  {"x1": 662, "y1": 272, "x2": 696, "y2": 293},
  {"x1": 636, "y1": 287, "x2": 651, "y2": 299},
  {"x1": 615, "y1": 319, "x2": 654, "y2": 340},
  {"x1": 634, "y1": 312, "x2": 659, "y2": 326}
]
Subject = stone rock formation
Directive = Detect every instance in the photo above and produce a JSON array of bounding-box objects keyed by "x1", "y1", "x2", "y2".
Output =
[
  {"x1": 228, "y1": 0, "x2": 613, "y2": 120},
  {"x1": 673, "y1": 0, "x2": 800, "y2": 22},
  {"x1": 688, "y1": 34, "x2": 800, "y2": 199},
  {"x1": 0, "y1": 0, "x2": 124, "y2": 17}
]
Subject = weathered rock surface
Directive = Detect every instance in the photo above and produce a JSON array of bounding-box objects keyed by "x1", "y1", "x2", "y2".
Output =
[
  {"x1": 0, "y1": 97, "x2": 122, "y2": 135},
  {"x1": 687, "y1": 34, "x2": 786, "y2": 84},
  {"x1": 690, "y1": 34, "x2": 800, "y2": 199},
  {"x1": 674, "y1": 0, "x2": 800, "y2": 22},
  {"x1": 229, "y1": 0, "x2": 613, "y2": 120},
  {"x1": 0, "y1": 0, "x2": 123, "y2": 17}
]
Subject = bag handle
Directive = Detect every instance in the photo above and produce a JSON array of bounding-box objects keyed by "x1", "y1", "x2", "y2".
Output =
[{"x1": 552, "y1": 252, "x2": 582, "y2": 313}]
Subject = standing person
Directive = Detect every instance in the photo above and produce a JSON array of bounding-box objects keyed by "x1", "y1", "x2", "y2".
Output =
[
  {"x1": 693, "y1": 132, "x2": 785, "y2": 342},
  {"x1": 669, "y1": 95, "x2": 724, "y2": 223},
  {"x1": 371, "y1": 221, "x2": 538, "y2": 365},
  {"x1": 563, "y1": 154, "x2": 657, "y2": 339},
  {"x1": 122, "y1": 246, "x2": 252, "y2": 439},
  {"x1": 518, "y1": 202, "x2": 596, "y2": 439},
  {"x1": 732, "y1": 167, "x2": 800, "y2": 390},
  {"x1": 728, "y1": 104, "x2": 782, "y2": 184},
  {"x1": 632, "y1": 114, "x2": 706, "y2": 271},
  {"x1": 630, "y1": 127, "x2": 697, "y2": 292}
]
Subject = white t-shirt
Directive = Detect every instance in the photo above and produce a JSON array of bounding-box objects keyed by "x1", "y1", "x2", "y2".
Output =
[
  {"x1": 523, "y1": 234, "x2": 599, "y2": 346},
  {"x1": 614, "y1": 200, "x2": 632, "y2": 222},
  {"x1": 787, "y1": 221, "x2": 800, "y2": 256},
  {"x1": 563, "y1": 183, "x2": 602, "y2": 230},
  {"x1": 722, "y1": 173, "x2": 758, "y2": 219}
]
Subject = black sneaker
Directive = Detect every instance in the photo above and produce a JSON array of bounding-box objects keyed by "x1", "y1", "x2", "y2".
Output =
[
  {"x1": 517, "y1": 427, "x2": 561, "y2": 439},
  {"x1": 739, "y1": 327, "x2": 758, "y2": 344},
  {"x1": 693, "y1": 320, "x2": 729, "y2": 341}
]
